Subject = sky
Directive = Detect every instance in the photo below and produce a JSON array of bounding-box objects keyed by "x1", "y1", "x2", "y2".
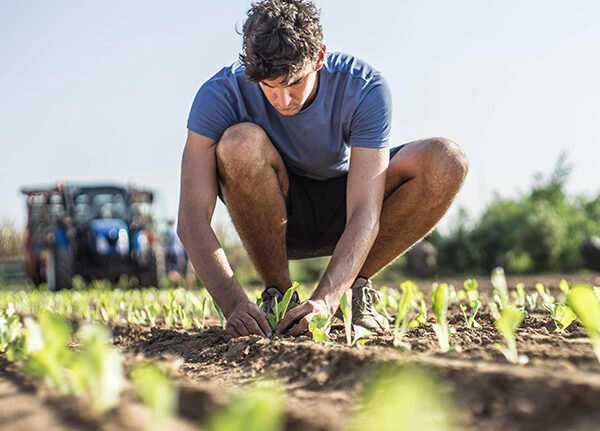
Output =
[{"x1": 1, "y1": 0, "x2": 599, "y2": 233}]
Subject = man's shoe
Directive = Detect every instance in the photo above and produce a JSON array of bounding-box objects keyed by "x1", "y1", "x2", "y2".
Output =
[
  {"x1": 338, "y1": 277, "x2": 390, "y2": 333},
  {"x1": 260, "y1": 286, "x2": 300, "y2": 315}
]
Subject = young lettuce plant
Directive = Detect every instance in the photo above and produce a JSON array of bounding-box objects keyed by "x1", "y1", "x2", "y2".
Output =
[
  {"x1": 266, "y1": 282, "x2": 299, "y2": 332},
  {"x1": 432, "y1": 283, "x2": 460, "y2": 353},
  {"x1": 542, "y1": 303, "x2": 577, "y2": 333},
  {"x1": 0, "y1": 306, "x2": 22, "y2": 352},
  {"x1": 68, "y1": 323, "x2": 126, "y2": 412},
  {"x1": 308, "y1": 314, "x2": 332, "y2": 343},
  {"x1": 339, "y1": 289, "x2": 371, "y2": 347},
  {"x1": 212, "y1": 299, "x2": 225, "y2": 330},
  {"x1": 494, "y1": 306, "x2": 528, "y2": 364},
  {"x1": 491, "y1": 267, "x2": 509, "y2": 311},
  {"x1": 131, "y1": 361, "x2": 177, "y2": 431},
  {"x1": 567, "y1": 285, "x2": 600, "y2": 363},
  {"x1": 512, "y1": 283, "x2": 526, "y2": 307},
  {"x1": 526, "y1": 291, "x2": 538, "y2": 311},
  {"x1": 536, "y1": 283, "x2": 555, "y2": 306},
  {"x1": 459, "y1": 279, "x2": 481, "y2": 329},
  {"x1": 393, "y1": 281, "x2": 420, "y2": 350}
]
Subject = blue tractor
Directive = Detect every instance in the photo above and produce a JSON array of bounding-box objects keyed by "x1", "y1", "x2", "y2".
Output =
[{"x1": 21, "y1": 183, "x2": 160, "y2": 291}]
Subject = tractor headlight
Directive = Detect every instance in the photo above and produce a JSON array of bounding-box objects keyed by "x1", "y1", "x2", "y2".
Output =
[
  {"x1": 117, "y1": 229, "x2": 129, "y2": 254},
  {"x1": 96, "y1": 236, "x2": 109, "y2": 254}
]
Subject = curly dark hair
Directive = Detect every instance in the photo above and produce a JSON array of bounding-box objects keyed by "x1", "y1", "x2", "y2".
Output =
[{"x1": 239, "y1": 0, "x2": 324, "y2": 84}]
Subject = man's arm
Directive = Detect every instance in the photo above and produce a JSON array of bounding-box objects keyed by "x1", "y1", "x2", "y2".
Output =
[
  {"x1": 177, "y1": 130, "x2": 272, "y2": 337},
  {"x1": 276, "y1": 146, "x2": 389, "y2": 335}
]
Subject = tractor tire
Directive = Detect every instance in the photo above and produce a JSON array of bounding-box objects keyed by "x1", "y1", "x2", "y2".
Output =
[
  {"x1": 138, "y1": 252, "x2": 158, "y2": 288},
  {"x1": 46, "y1": 246, "x2": 73, "y2": 291}
]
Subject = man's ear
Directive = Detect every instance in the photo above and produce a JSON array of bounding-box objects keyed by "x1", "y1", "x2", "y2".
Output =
[{"x1": 315, "y1": 44, "x2": 326, "y2": 70}]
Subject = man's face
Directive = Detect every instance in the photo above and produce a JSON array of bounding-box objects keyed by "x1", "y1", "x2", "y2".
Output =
[
  {"x1": 258, "y1": 65, "x2": 319, "y2": 116},
  {"x1": 257, "y1": 46, "x2": 326, "y2": 116}
]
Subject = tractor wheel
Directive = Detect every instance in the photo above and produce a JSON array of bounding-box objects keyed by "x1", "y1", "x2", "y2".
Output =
[
  {"x1": 138, "y1": 252, "x2": 158, "y2": 288},
  {"x1": 46, "y1": 246, "x2": 73, "y2": 291}
]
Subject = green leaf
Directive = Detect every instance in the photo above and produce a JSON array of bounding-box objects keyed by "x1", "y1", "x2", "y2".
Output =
[
  {"x1": 552, "y1": 303, "x2": 577, "y2": 332},
  {"x1": 567, "y1": 285, "x2": 600, "y2": 338},
  {"x1": 351, "y1": 324, "x2": 371, "y2": 346},
  {"x1": 340, "y1": 289, "x2": 353, "y2": 345},
  {"x1": 559, "y1": 279, "x2": 570, "y2": 295},
  {"x1": 279, "y1": 282, "x2": 299, "y2": 320},
  {"x1": 309, "y1": 315, "x2": 330, "y2": 343},
  {"x1": 266, "y1": 313, "x2": 278, "y2": 332},
  {"x1": 69, "y1": 323, "x2": 125, "y2": 412},
  {"x1": 491, "y1": 267, "x2": 509, "y2": 309},
  {"x1": 131, "y1": 362, "x2": 177, "y2": 431},
  {"x1": 495, "y1": 307, "x2": 526, "y2": 345},
  {"x1": 432, "y1": 283, "x2": 448, "y2": 323},
  {"x1": 206, "y1": 380, "x2": 285, "y2": 431}
]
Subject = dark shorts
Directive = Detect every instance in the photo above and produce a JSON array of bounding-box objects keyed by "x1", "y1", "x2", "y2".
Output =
[
  {"x1": 218, "y1": 144, "x2": 406, "y2": 260},
  {"x1": 286, "y1": 144, "x2": 406, "y2": 259}
]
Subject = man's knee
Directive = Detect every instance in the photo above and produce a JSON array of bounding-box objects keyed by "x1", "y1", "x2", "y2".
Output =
[
  {"x1": 421, "y1": 137, "x2": 468, "y2": 203},
  {"x1": 216, "y1": 122, "x2": 271, "y2": 177}
]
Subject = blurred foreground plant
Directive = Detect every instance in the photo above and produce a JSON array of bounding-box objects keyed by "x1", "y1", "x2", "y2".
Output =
[
  {"x1": 567, "y1": 285, "x2": 600, "y2": 363},
  {"x1": 351, "y1": 364, "x2": 455, "y2": 431}
]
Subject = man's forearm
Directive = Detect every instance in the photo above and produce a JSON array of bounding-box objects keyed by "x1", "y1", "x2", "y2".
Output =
[
  {"x1": 178, "y1": 220, "x2": 249, "y2": 318},
  {"x1": 311, "y1": 208, "x2": 379, "y2": 313}
]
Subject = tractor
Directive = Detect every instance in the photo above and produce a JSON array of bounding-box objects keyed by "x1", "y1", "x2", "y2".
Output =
[{"x1": 21, "y1": 183, "x2": 160, "y2": 291}]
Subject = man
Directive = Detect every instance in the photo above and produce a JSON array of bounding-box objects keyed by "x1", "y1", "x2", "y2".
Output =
[{"x1": 177, "y1": 0, "x2": 468, "y2": 338}]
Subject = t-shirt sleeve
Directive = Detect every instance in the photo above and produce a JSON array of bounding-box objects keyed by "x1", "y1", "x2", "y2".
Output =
[
  {"x1": 187, "y1": 71, "x2": 240, "y2": 141},
  {"x1": 348, "y1": 74, "x2": 392, "y2": 148}
]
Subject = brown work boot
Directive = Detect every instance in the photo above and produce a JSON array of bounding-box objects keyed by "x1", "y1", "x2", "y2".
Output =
[
  {"x1": 260, "y1": 286, "x2": 300, "y2": 315},
  {"x1": 337, "y1": 277, "x2": 390, "y2": 333}
]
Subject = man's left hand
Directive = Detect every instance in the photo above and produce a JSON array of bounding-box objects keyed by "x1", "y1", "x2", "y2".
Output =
[{"x1": 276, "y1": 299, "x2": 331, "y2": 337}]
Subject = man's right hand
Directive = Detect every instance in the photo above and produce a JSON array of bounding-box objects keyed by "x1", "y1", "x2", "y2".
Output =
[{"x1": 225, "y1": 301, "x2": 273, "y2": 338}]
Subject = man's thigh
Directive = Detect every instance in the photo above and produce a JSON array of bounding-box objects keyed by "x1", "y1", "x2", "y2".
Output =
[{"x1": 215, "y1": 122, "x2": 290, "y2": 204}]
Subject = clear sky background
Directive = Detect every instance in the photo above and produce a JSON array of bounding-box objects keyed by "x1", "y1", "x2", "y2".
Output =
[{"x1": 1, "y1": 0, "x2": 599, "y2": 233}]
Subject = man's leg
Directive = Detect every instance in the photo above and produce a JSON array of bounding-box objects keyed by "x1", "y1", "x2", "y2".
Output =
[
  {"x1": 359, "y1": 138, "x2": 468, "y2": 278},
  {"x1": 215, "y1": 122, "x2": 292, "y2": 293}
]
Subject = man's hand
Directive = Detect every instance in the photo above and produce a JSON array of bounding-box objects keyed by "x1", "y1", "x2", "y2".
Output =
[
  {"x1": 226, "y1": 302, "x2": 272, "y2": 338},
  {"x1": 275, "y1": 299, "x2": 331, "y2": 337}
]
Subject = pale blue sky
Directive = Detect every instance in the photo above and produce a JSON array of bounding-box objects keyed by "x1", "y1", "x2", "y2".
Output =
[{"x1": 2, "y1": 0, "x2": 599, "y2": 232}]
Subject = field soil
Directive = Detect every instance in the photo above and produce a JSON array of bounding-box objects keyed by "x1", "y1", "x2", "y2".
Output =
[{"x1": 2, "y1": 272, "x2": 600, "y2": 430}]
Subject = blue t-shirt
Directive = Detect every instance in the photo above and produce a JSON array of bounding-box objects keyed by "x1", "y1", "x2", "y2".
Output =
[{"x1": 187, "y1": 52, "x2": 392, "y2": 180}]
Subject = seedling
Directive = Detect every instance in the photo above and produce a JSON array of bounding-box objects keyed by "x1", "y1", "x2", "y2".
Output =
[
  {"x1": 68, "y1": 323, "x2": 126, "y2": 412},
  {"x1": 432, "y1": 283, "x2": 460, "y2": 353},
  {"x1": 535, "y1": 283, "x2": 555, "y2": 305},
  {"x1": 463, "y1": 279, "x2": 479, "y2": 303},
  {"x1": 526, "y1": 291, "x2": 538, "y2": 311},
  {"x1": 491, "y1": 267, "x2": 509, "y2": 310},
  {"x1": 205, "y1": 380, "x2": 285, "y2": 431},
  {"x1": 567, "y1": 285, "x2": 600, "y2": 363},
  {"x1": 559, "y1": 279, "x2": 570, "y2": 295},
  {"x1": 212, "y1": 299, "x2": 225, "y2": 330},
  {"x1": 543, "y1": 303, "x2": 577, "y2": 333},
  {"x1": 0, "y1": 307, "x2": 22, "y2": 352},
  {"x1": 339, "y1": 289, "x2": 353, "y2": 345},
  {"x1": 393, "y1": 281, "x2": 420, "y2": 350},
  {"x1": 131, "y1": 361, "x2": 177, "y2": 431},
  {"x1": 23, "y1": 312, "x2": 74, "y2": 393},
  {"x1": 375, "y1": 286, "x2": 396, "y2": 323},
  {"x1": 512, "y1": 282, "x2": 526, "y2": 307},
  {"x1": 459, "y1": 279, "x2": 482, "y2": 328},
  {"x1": 460, "y1": 298, "x2": 482, "y2": 329},
  {"x1": 352, "y1": 364, "x2": 454, "y2": 431},
  {"x1": 308, "y1": 314, "x2": 332, "y2": 343},
  {"x1": 411, "y1": 298, "x2": 428, "y2": 328},
  {"x1": 494, "y1": 306, "x2": 528, "y2": 364},
  {"x1": 265, "y1": 282, "x2": 299, "y2": 332}
]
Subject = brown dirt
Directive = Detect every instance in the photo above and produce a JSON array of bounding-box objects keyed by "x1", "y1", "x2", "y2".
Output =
[{"x1": 2, "y1": 272, "x2": 600, "y2": 430}]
